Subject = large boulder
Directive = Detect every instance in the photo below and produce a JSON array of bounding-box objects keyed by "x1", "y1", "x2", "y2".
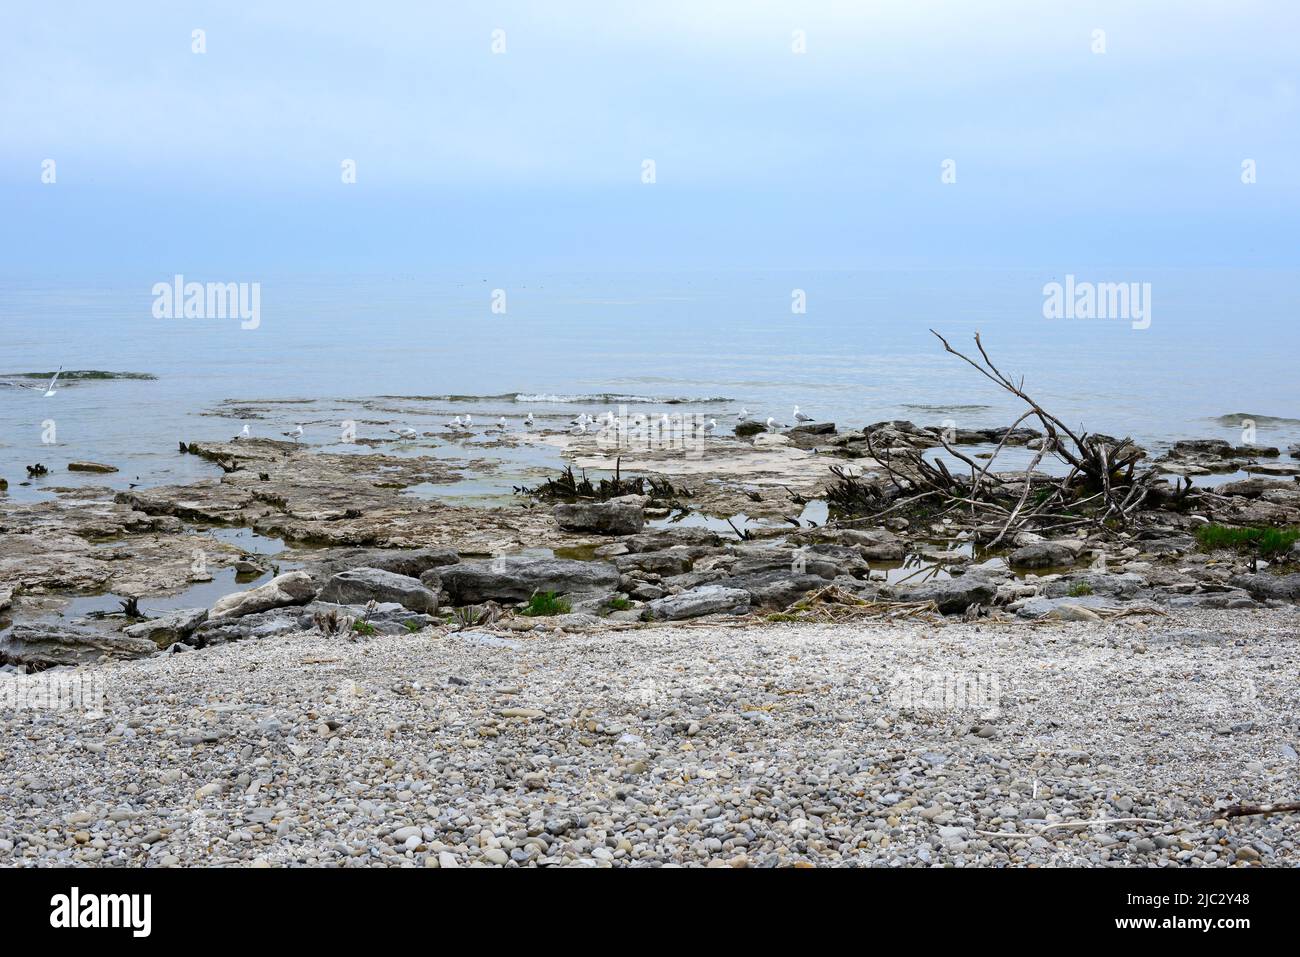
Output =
[
  {"x1": 433, "y1": 558, "x2": 620, "y2": 605},
  {"x1": 317, "y1": 567, "x2": 440, "y2": 613},
  {"x1": 122, "y1": 607, "x2": 208, "y2": 648},
  {"x1": 647, "y1": 586, "x2": 751, "y2": 621},
  {"x1": 190, "y1": 608, "x2": 302, "y2": 646},
  {"x1": 889, "y1": 576, "x2": 999, "y2": 614},
  {"x1": 614, "y1": 550, "x2": 695, "y2": 577},
  {"x1": 1043, "y1": 573, "x2": 1147, "y2": 599},
  {"x1": 622, "y1": 527, "x2": 722, "y2": 552},
  {"x1": 208, "y1": 570, "x2": 316, "y2": 621},
  {"x1": 712, "y1": 571, "x2": 829, "y2": 609},
  {"x1": 1008, "y1": 542, "x2": 1080, "y2": 569},
  {"x1": 1228, "y1": 573, "x2": 1300, "y2": 601},
  {"x1": 0, "y1": 622, "x2": 158, "y2": 668},
  {"x1": 553, "y1": 502, "x2": 645, "y2": 536}
]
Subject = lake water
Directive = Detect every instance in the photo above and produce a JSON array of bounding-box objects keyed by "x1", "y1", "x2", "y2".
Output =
[{"x1": 2, "y1": 268, "x2": 1298, "y2": 499}]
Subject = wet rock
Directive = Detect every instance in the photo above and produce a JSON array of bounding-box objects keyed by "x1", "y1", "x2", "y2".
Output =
[
  {"x1": 318, "y1": 567, "x2": 440, "y2": 613},
  {"x1": 67, "y1": 462, "x2": 119, "y2": 473},
  {"x1": 208, "y1": 570, "x2": 316, "y2": 620},
  {"x1": 787, "y1": 421, "x2": 836, "y2": 436},
  {"x1": 122, "y1": 607, "x2": 208, "y2": 648},
  {"x1": 0, "y1": 621, "x2": 158, "y2": 668},
  {"x1": 435, "y1": 558, "x2": 619, "y2": 604},
  {"x1": 647, "y1": 585, "x2": 751, "y2": 620},
  {"x1": 552, "y1": 502, "x2": 644, "y2": 536},
  {"x1": 1244, "y1": 461, "x2": 1300, "y2": 477}
]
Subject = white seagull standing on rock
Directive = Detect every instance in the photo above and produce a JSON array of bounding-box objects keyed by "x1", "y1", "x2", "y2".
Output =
[
  {"x1": 524, "y1": 412, "x2": 534, "y2": 428},
  {"x1": 234, "y1": 424, "x2": 250, "y2": 441},
  {"x1": 390, "y1": 427, "x2": 418, "y2": 441},
  {"x1": 766, "y1": 417, "x2": 778, "y2": 432},
  {"x1": 496, "y1": 416, "x2": 507, "y2": 431},
  {"x1": 736, "y1": 407, "x2": 749, "y2": 421},
  {"x1": 447, "y1": 415, "x2": 463, "y2": 429},
  {"x1": 704, "y1": 418, "x2": 717, "y2": 434},
  {"x1": 283, "y1": 424, "x2": 304, "y2": 443},
  {"x1": 463, "y1": 414, "x2": 473, "y2": 429},
  {"x1": 793, "y1": 405, "x2": 813, "y2": 424}
]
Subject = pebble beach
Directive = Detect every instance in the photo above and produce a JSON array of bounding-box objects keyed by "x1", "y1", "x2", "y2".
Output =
[{"x1": 4, "y1": 607, "x2": 1297, "y2": 868}]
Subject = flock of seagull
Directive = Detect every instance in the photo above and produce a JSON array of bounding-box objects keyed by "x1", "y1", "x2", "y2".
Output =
[{"x1": 262, "y1": 405, "x2": 816, "y2": 445}]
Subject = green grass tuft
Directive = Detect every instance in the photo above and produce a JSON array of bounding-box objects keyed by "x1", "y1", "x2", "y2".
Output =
[
  {"x1": 1195, "y1": 524, "x2": 1299, "y2": 558},
  {"x1": 521, "y1": 591, "x2": 571, "y2": 617},
  {"x1": 1066, "y1": 582, "x2": 1093, "y2": 597}
]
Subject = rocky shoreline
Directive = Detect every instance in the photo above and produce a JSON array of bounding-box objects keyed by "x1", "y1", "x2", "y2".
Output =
[
  {"x1": 2, "y1": 407, "x2": 1299, "y2": 866},
  {"x1": 2, "y1": 413, "x2": 1298, "y2": 668}
]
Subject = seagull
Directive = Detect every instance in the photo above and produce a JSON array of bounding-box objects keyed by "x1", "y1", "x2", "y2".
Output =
[
  {"x1": 571, "y1": 413, "x2": 588, "y2": 428},
  {"x1": 766, "y1": 417, "x2": 778, "y2": 432},
  {"x1": 704, "y1": 418, "x2": 718, "y2": 434},
  {"x1": 447, "y1": 415, "x2": 463, "y2": 429},
  {"x1": 524, "y1": 412, "x2": 534, "y2": 428},
  {"x1": 793, "y1": 405, "x2": 813, "y2": 424},
  {"x1": 496, "y1": 416, "x2": 507, "y2": 431},
  {"x1": 463, "y1": 414, "x2": 473, "y2": 429},
  {"x1": 572, "y1": 420, "x2": 588, "y2": 435},
  {"x1": 282, "y1": 424, "x2": 304, "y2": 443},
  {"x1": 233, "y1": 424, "x2": 250, "y2": 441},
  {"x1": 736, "y1": 407, "x2": 749, "y2": 421},
  {"x1": 390, "y1": 427, "x2": 418, "y2": 441}
]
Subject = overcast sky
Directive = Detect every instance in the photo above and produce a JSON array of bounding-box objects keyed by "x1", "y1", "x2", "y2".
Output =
[{"x1": 3, "y1": 1, "x2": 1297, "y2": 274}]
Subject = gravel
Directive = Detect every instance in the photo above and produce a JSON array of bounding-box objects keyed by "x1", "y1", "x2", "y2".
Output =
[{"x1": 2, "y1": 607, "x2": 1297, "y2": 867}]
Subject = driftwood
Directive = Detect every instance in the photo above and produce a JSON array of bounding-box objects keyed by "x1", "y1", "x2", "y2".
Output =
[
  {"x1": 825, "y1": 332, "x2": 1184, "y2": 547},
  {"x1": 1219, "y1": 800, "x2": 1300, "y2": 820}
]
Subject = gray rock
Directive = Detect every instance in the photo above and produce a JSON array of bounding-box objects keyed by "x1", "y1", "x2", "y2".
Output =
[
  {"x1": 434, "y1": 557, "x2": 620, "y2": 604},
  {"x1": 553, "y1": 502, "x2": 644, "y2": 536},
  {"x1": 318, "y1": 567, "x2": 440, "y2": 613},
  {"x1": 1008, "y1": 542, "x2": 1079, "y2": 569},
  {"x1": 190, "y1": 608, "x2": 301, "y2": 646},
  {"x1": 306, "y1": 546, "x2": 459, "y2": 584},
  {"x1": 1043, "y1": 572, "x2": 1147, "y2": 599},
  {"x1": 0, "y1": 621, "x2": 159, "y2": 668},
  {"x1": 622, "y1": 527, "x2": 722, "y2": 552},
  {"x1": 614, "y1": 550, "x2": 694, "y2": 577},
  {"x1": 712, "y1": 571, "x2": 829, "y2": 609},
  {"x1": 1015, "y1": 595, "x2": 1117, "y2": 619},
  {"x1": 1228, "y1": 573, "x2": 1300, "y2": 601},
  {"x1": 208, "y1": 570, "x2": 316, "y2": 620},
  {"x1": 891, "y1": 576, "x2": 998, "y2": 614},
  {"x1": 299, "y1": 601, "x2": 437, "y2": 635},
  {"x1": 647, "y1": 585, "x2": 751, "y2": 620},
  {"x1": 122, "y1": 607, "x2": 208, "y2": 647}
]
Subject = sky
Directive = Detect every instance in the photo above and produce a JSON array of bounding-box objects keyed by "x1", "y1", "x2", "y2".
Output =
[{"x1": 1, "y1": 0, "x2": 1298, "y2": 276}]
